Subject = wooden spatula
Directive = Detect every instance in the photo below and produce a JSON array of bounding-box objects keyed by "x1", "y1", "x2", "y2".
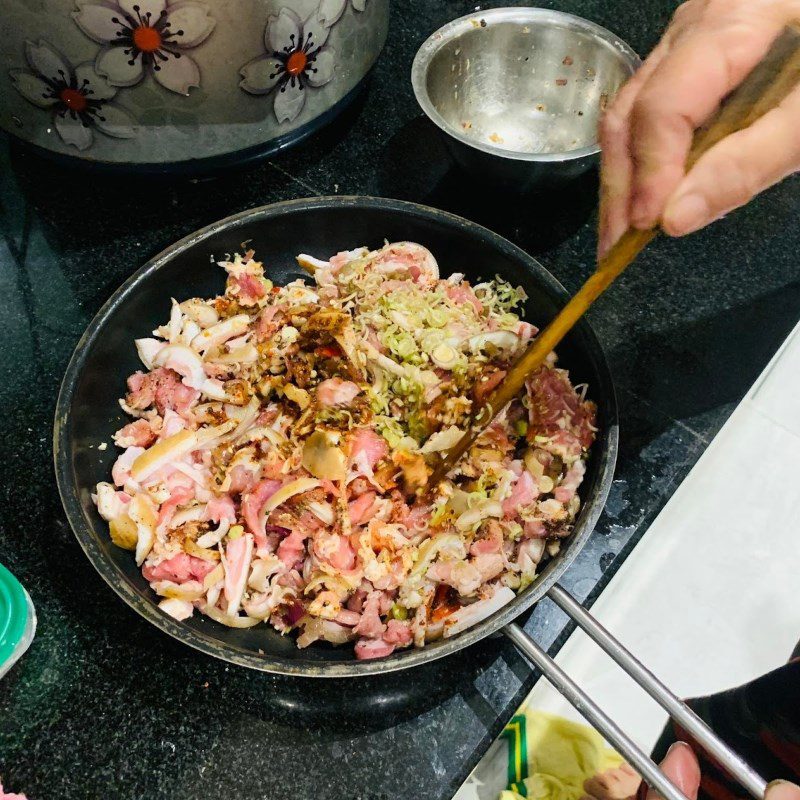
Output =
[{"x1": 427, "y1": 24, "x2": 800, "y2": 490}]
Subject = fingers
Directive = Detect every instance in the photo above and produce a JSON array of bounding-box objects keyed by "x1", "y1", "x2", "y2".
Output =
[
  {"x1": 663, "y1": 84, "x2": 800, "y2": 235},
  {"x1": 598, "y1": 37, "x2": 673, "y2": 257},
  {"x1": 627, "y1": 8, "x2": 785, "y2": 230},
  {"x1": 597, "y1": 0, "x2": 709, "y2": 257},
  {"x1": 584, "y1": 762, "x2": 642, "y2": 800},
  {"x1": 646, "y1": 742, "x2": 701, "y2": 800},
  {"x1": 767, "y1": 781, "x2": 800, "y2": 800}
]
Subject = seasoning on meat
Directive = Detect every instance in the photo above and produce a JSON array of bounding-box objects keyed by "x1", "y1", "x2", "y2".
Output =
[{"x1": 94, "y1": 243, "x2": 596, "y2": 659}]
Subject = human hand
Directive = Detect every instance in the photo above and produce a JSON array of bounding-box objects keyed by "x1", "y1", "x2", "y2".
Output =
[
  {"x1": 597, "y1": 0, "x2": 800, "y2": 257},
  {"x1": 584, "y1": 741, "x2": 800, "y2": 800},
  {"x1": 583, "y1": 742, "x2": 701, "y2": 800}
]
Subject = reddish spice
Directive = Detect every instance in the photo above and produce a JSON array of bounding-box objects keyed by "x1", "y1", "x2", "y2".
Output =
[
  {"x1": 430, "y1": 584, "x2": 460, "y2": 623},
  {"x1": 315, "y1": 344, "x2": 341, "y2": 359},
  {"x1": 556, "y1": 78, "x2": 568, "y2": 86},
  {"x1": 562, "y1": 55, "x2": 574, "y2": 66}
]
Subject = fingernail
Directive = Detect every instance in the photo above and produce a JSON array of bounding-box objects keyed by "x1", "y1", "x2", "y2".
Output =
[
  {"x1": 664, "y1": 742, "x2": 697, "y2": 793},
  {"x1": 766, "y1": 780, "x2": 800, "y2": 800},
  {"x1": 663, "y1": 193, "x2": 709, "y2": 235},
  {"x1": 598, "y1": 234, "x2": 610, "y2": 259},
  {"x1": 666, "y1": 741, "x2": 691, "y2": 755}
]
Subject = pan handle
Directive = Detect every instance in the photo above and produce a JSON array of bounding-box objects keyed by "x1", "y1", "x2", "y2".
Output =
[{"x1": 503, "y1": 584, "x2": 768, "y2": 800}]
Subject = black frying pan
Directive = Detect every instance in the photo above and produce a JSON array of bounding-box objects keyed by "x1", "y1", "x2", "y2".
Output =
[
  {"x1": 54, "y1": 197, "x2": 770, "y2": 800},
  {"x1": 54, "y1": 196, "x2": 618, "y2": 678}
]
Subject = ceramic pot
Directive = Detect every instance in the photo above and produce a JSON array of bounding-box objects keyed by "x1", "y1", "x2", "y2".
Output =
[{"x1": 0, "y1": 0, "x2": 389, "y2": 170}]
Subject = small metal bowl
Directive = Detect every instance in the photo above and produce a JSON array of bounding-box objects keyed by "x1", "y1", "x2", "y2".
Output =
[{"x1": 412, "y1": 7, "x2": 640, "y2": 191}]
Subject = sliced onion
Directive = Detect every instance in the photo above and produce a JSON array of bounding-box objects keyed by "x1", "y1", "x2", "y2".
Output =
[
  {"x1": 95, "y1": 482, "x2": 128, "y2": 521},
  {"x1": 210, "y1": 344, "x2": 258, "y2": 365},
  {"x1": 181, "y1": 299, "x2": 219, "y2": 328},
  {"x1": 152, "y1": 579, "x2": 205, "y2": 601},
  {"x1": 247, "y1": 556, "x2": 282, "y2": 593},
  {"x1": 466, "y1": 330, "x2": 520, "y2": 353},
  {"x1": 243, "y1": 591, "x2": 277, "y2": 620},
  {"x1": 245, "y1": 425, "x2": 287, "y2": 448},
  {"x1": 153, "y1": 344, "x2": 206, "y2": 389},
  {"x1": 419, "y1": 426, "x2": 464, "y2": 455},
  {"x1": 258, "y1": 478, "x2": 321, "y2": 528},
  {"x1": 170, "y1": 460, "x2": 209, "y2": 488},
  {"x1": 195, "y1": 520, "x2": 229, "y2": 549},
  {"x1": 127, "y1": 493, "x2": 157, "y2": 565},
  {"x1": 206, "y1": 583, "x2": 222, "y2": 608},
  {"x1": 524, "y1": 449, "x2": 546, "y2": 479},
  {"x1": 203, "y1": 563, "x2": 225, "y2": 590},
  {"x1": 135, "y1": 338, "x2": 164, "y2": 370},
  {"x1": 167, "y1": 299, "x2": 183, "y2": 343},
  {"x1": 408, "y1": 533, "x2": 466, "y2": 582},
  {"x1": 159, "y1": 597, "x2": 194, "y2": 621},
  {"x1": 131, "y1": 429, "x2": 197, "y2": 482},
  {"x1": 195, "y1": 420, "x2": 237, "y2": 450},
  {"x1": 191, "y1": 315, "x2": 251, "y2": 353},
  {"x1": 201, "y1": 378, "x2": 228, "y2": 401},
  {"x1": 184, "y1": 538, "x2": 221, "y2": 561},
  {"x1": 307, "y1": 501, "x2": 335, "y2": 526},
  {"x1": 443, "y1": 587, "x2": 515, "y2": 638},
  {"x1": 215, "y1": 397, "x2": 259, "y2": 446},
  {"x1": 181, "y1": 320, "x2": 201, "y2": 346},
  {"x1": 202, "y1": 603, "x2": 261, "y2": 628},
  {"x1": 170, "y1": 505, "x2": 205, "y2": 529},
  {"x1": 296, "y1": 253, "x2": 330, "y2": 272},
  {"x1": 362, "y1": 342, "x2": 408, "y2": 378},
  {"x1": 455, "y1": 500, "x2": 503, "y2": 532},
  {"x1": 296, "y1": 616, "x2": 351, "y2": 648}
]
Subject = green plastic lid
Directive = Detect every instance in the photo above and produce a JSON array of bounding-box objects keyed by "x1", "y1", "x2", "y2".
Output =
[{"x1": 0, "y1": 562, "x2": 34, "y2": 675}]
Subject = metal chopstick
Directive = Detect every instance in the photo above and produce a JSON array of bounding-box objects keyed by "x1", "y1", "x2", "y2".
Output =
[
  {"x1": 548, "y1": 585, "x2": 768, "y2": 799},
  {"x1": 504, "y1": 621, "x2": 692, "y2": 800}
]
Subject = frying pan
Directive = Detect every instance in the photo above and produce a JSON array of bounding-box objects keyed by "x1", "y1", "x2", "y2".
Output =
[{"x1": 53, "y1": 196, "x2": 763, "y2": 800}]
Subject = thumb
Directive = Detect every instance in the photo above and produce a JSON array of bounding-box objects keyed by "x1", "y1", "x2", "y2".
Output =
[
  {"x1": 647, "y1": 742, "x2": 701, "y2": 800},
  {"x1": 767, "y1": 781, "x2": 800, "y2": 800}
]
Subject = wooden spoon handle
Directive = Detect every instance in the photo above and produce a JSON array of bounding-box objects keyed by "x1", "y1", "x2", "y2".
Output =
[{"x1": 427, "y1": 24, "x2": 800, "y2": 488}]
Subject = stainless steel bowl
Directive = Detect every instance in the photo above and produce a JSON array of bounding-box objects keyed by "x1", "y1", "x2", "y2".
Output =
[{"x1": 412, "y1": 7, "x2": 640, "y2": 191}]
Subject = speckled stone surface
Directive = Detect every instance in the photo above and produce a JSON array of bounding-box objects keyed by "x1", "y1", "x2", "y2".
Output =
[{"x1": 1, "y1": 1, "x2": 799, "y2": 798}]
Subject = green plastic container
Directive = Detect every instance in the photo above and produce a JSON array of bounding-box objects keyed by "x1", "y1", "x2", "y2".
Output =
[{"x1": 0, "y1": 562, "x2": 36, "y2": 679}]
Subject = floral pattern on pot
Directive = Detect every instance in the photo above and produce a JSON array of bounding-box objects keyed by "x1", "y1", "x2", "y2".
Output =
[
  {"x1": 10, "y1": 39, "x2": 137, "y2": 151},
  {"x1": 72, "y1": 0, "x2": 215, "y2": 95},
  {"x1": 239, "y1": 7, "x2": 336, "y2": 124},
  {"x1": 317, "y1": 0, "x2": 367, "y2": 28}
]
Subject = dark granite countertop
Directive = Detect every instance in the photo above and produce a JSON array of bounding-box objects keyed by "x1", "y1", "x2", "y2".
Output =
[{"x1": 1, "y1": 1, "x2": 799, "y2": 798}]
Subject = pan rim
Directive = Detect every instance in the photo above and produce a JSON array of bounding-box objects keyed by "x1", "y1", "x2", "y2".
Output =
[{"x1": 54, "y1": 195, "x2": 618, "y2": 678}]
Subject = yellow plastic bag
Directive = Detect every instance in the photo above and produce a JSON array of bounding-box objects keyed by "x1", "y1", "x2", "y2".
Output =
[{"x1": 499, "y1": 711, "x2": 624, "y2": 800}]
